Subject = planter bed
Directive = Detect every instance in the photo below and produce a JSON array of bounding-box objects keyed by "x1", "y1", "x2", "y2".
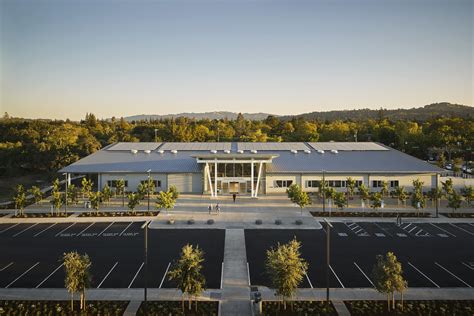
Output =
[
  {"x1": 0, "y1": 300, "x2": 128, "y2": 316},
  {"x1": 136, "y1": 301, "x2": 218, "y2": 316},
  {"x1": 310, "y1": 211, "x2": 431, "y2": 218},
  {"x1": 441, "y1": 212, "x2": 474, "y2": 218},
  {"x1": 78, "y1": 211, "x2": 159, "y2": 217},
  {"x1": 262, "y1": 300, "x2": 337, "y2": 316},
  {"x1": 345, "y1": 300, "x2": 474, "y2": 316},
  {"x1": 12, "y1": 213, "x2": 70, "y2": 218}
]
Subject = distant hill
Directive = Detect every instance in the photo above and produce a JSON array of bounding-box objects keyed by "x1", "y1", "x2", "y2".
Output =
[
  {"x1": 123, "y1": 111, "x2": 274, "y2": 121},
  {"x1": 280, "y1": 103, "x2": 473, "y2": 121},
  {"x1": 122, "y1": 102, "x2": 472, "y2": 122}
]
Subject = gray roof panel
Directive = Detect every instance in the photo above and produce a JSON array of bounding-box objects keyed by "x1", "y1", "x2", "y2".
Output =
[
  {"x1": 237, "y1": 142, "x2": 310, "y2": 151},
  {"x1": 159, "y1": 142, "x2": 231, "y2": 151},
  {"x1": 107, "y1": 142, "x2": 162, "y2": 151},
  {"x1": 308, "y1": 142, "x2": 388, "y2": 151}
]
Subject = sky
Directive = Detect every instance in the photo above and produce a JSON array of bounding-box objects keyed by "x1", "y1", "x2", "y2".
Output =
[{"x1": 0, "y1": 0, "x2": 472, "y2": 120}]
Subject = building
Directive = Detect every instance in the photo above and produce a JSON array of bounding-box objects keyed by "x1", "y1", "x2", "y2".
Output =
[{"x1": 59, "y1": 142, "x2": 443, "y2": 196}]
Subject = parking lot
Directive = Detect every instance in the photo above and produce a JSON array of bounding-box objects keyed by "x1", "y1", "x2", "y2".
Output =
[
  {"x1": 245, "y1": 222, "x2": 474, "y2": 289},
  {"x1": 0, "y1": 223, "x2": 224, "y2": 289}
]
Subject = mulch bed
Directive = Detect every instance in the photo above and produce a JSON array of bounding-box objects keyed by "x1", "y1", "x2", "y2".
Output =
[
  {"x1": 345, "y1": 300, "x2": 474, "y2": 316},
  {"x1": 136, "y1": 301, "x2": 218, "y2": 316},
  {"x1": 0, "y1": 300, "x2": 128, "y2": 316},
  {"x1": 12, "y1": 213, "x2": 70, "y2": 218},
  {"x1": 441, "y1": 213, "x2": 474, "y2": 218},
  {"x1": 310, "y1": 211, "x2": 431, "y2": 218},
  {"x1": 262, "y1": 300, "x2": 337, "y2": 315},
  {"x1": 78, "y1": 211, "x2": 159, "y2": 217}
]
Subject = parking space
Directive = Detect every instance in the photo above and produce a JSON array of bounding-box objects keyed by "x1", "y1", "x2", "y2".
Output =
[
  {"x1": 434, "y1": 223, "x2": 473, "y2": 238},
  {"x1": 0, "y1": 227, "x2": 224, "y2": 289}
]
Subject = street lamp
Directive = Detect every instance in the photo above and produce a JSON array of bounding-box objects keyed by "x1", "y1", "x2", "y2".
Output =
[
  {"x1": 62, "y1": 172, "x2": 68, "y2": 215},
  {"x1": 141, "y1": 220, "x2": 151, "y2": 314},
  {"x1": 147, "y1": 169, "x2": 151, "y2": 212},
  {"x1": 323, "y1": 218, "x2": 333, "y2": 310}
]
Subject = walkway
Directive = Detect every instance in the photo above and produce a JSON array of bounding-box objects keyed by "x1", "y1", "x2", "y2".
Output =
[{"x1": 221, "y1": 229, "x2": 252, "y2": 315}]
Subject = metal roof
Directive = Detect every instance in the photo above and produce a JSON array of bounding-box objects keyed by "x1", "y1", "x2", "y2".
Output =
[
  {"x1": 237, "y1": 142, "x2": 310, "y2": 151},
  {"x1": 106, "y1": 142, "x2": 162, "y2": 151},
  {"x1": 60, "y1": 142, "x2": 443, "y2": 174},
  {"x1": 159, "y1": 142, "x2": 231, "y2": 151},
  {"x1": 308, "y1": 142, "x2": 388, "y2": 151}
]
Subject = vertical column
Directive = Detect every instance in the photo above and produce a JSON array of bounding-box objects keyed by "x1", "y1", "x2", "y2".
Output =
[
  {"x1": 251, "y1": 160, "x2": 254, "y2": 197},
  {"x1": 214, "y1": 160, "x2": 218, "y2": 197},
  {"x1": 205, "y1": 163, "x2": 214, "y2": 197},
  {"x1": 255, "y1": 162, "x2": 263, "y2": 198}
]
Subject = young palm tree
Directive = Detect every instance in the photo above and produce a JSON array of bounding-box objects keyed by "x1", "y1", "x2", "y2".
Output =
[
  {"x1": 28, "y1": 186, "x2": 43, "y2": 205},
  {"x1": 13, "y1": 184, "x2": 27, "y2": 217}
]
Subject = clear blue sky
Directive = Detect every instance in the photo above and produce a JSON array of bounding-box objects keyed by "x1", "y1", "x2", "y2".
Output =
[{"x1": 1, "y1": 0, "x2": 472, "y2": 120}]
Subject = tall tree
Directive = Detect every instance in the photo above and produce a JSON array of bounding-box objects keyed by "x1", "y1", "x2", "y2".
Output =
[
  {"x1": 13, "y1": 184, "x2": 26, "y2": 217},
  {"x1": 81, "y1": 178, "x2": 94, "y2": 199},
  {"x1": 168, "y1": 244, "x2": 206, "y2": 311},
  {"x1": 156, "y1": 189, "x2": 177, "y2": 214},
  {"x1": 62, "y1": 251, "x2": 91, "y2": 311},
  {"x1": 411, "y1": 179, "x2": 426, "y2": 215},
  {"x1": 346, "y1": 177, "x2": 357, "y2": 206},
  {"x1": 334, "y1": 191, "x2": 347, "y2": 210},
  {"x1": 265, "y1": 238, "x2": 308, "y2": 310},
  {"x1": 461, "y1": 185, "x2": 473, "y2": 206},
  {"x1": 127, "y1": 192, "x2": 140, "y2": 214},
  {"x1": 447, "y1": 190, "x2": 463, "y2": 213}
]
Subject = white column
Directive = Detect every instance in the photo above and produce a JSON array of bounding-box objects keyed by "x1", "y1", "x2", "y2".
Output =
[
  {"x1": 214, "y1": 160, "x2": 218, "y2": 197},
  {"x1": 206, "y1": 163, "x2": 214, "y2": 197},
  {"x1": 251, "y1": 160, "x2": 254, "y2": 197},
  {"x1": 255, "y1": 162, "x2": 263, "y2": 198}
]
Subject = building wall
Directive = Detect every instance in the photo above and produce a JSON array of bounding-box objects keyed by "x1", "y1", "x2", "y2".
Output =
[
  {"x1": 168, "y1": 173, "x2": 203, "y2": 193},
  {"x1": 99, "y1": 173, "x2": 168, "y2": 192}
]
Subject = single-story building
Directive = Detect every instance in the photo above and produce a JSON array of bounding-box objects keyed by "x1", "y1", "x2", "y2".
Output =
[{"x1": 59, "y1": 142, "x2": 444, "y2": 196}]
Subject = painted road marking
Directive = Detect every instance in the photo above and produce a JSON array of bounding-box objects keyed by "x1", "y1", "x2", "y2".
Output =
[
  {"x1": 408, "y1": 262, "x2": 440, "y2": 288},
  {"x1": 98, "y1": 222, "x2": 115, "y2": 237},
  {"x1": 6, "y1": 262, "x2": 40, "y2": 288},
  {"x1": 77, "y1": 223, "x2": 95, "y2": 237},
  {"x1": 430, "y1": 223, "x2": 456, "y2": 237},
  {"x1": 354, "y1": 262, "x2": 374, "y2": 287},
  {"x1": 97, "y1": 262, "x2": 118, "y2": 288},
  {"x1": 159, "y1": 262, "x2": 171, "y2": 288},
  {"x1": 450, "y1": 223, "x2": 474, "y2": 236},
  {"x1": 375, "y1": 233, "x2": 385, "y2": 237},
  {"x1": 36, "y1": 263, "x2": 63, "y2": 288},
  {"x1": 128, "y1": 262, "x2": 144, "y2": 288},
  {"x1": 220, "y1": 262, "x2": 224, "y2": 289},
  {"x1": 435, "y1": 262, "x2": 471, "y2": 288},
  {"x1": 330, "y1": 265, "x2": 345, "y2": 288},
  {"x1": 247, "y1": 262, "x2": 251, "y2": 286},
  {"x1": 0, "y1": 223, "x2": 19, "y2": 234},
  {"x1": 55, "y1": 223, "x2": 76, "y2": 237},
  {"x1": 461, "y1": 262, "x2": 474, "y2": 270},
  {"x1": 13, "y1": 223, "x2": 38, "y2": 237},
  {"x1": 408, "y1": 227, "x2": 417, "y2": 234},
  {"x1": 396, "y1": 233, "x2": 407, "y2": 237},
  {"x1": 34, "y1": 223, "x2": 57, "y2": 237},
  {"x1": 305, "y1": 272, "x2": 314, "y2": 289},
  {"x1": 338, "y1": 233, "x2": 348, "y2": 237},
  {"x1": 373, "y1": 223, "x2": 393, "y2": 237},
  {"x1": 0, "y1": 262, "x2": 13, "y2": 271},
  {"x1": 119, "y1": 222, "x2": 133, "y2": 236},
  {"x1": 437, "y1": 233, "x2": 449, "y2": 238}
]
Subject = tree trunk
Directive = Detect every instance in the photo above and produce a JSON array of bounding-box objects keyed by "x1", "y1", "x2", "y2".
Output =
[
  {"x1": 283, "y1": 299, "x2": 286, "y2": 310},
  {"x1": 387, "y1": 294, "x2": 390, "y2": 311},
  {"x1": 392, "y1": 291, "x2": 395, "y2": 310},
  {"x1": 189, "y1": 296, "x2": 192, "y2": 310},
  {"x1": 181, "y1": 294, "x2": 185, "y2": 312},
  {"x1": 195, "y1": 298, "x2": 198, "y2": 312},
  {"x1": 71, "y1": 293, "x2": 74, "y2": 311},
  {"x1": 80, "y1": 292, "x2": 83, "y2": 310}
]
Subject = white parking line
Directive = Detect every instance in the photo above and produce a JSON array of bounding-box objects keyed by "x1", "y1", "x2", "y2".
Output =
[
  {"x1": 77, "y1": 223, "x2": 95, "y2": 237},
  {"x1": 435, "y1": 262, "x2": 471, "y2": 288},
  {"x1": 0, "y1": 262, "x2": 13, "y2": 271},
  {"x1": 55, "y1": 223, "x2": 76, "y2": 237},
  {"x1": 305, "y1": 272, "x2": 314, "y2": 289},
  {"x1": 407, "y1": 261, "x2": 440, "y2": 288},
  {"x1": 0, "y1": 223, "x2": 19, "y2": 234},
  {"x1": 220, "y1": 262, "x2": 224, "y2": 289},
  {"x1": 97, "y1": 262, "x2": 118, "y2": 288},
  {"x1": 373, "y1": 223, "x2": 393, "y2": 237},
  {"x1": 119, "y1": 222, "x2": 134, "y2": 236},
  {"x1": 5, "y1": 262, "x2": 40, "y2": 288},
  {"x1": 127, "y1": 262, "x2": 144, "y2": 288},
  {"x1": 330, "y1": 265, "x2": 345, "y2": 288},
  {"x1": 35, "y1": 263, "x2": 63, "y2": 288},
  {"x1": 12, "y1": 223, "x2": 39, "y2": 237},
  {"x1": 450, "y1": 223, "x2": 474, "y2": 236},
  {"x1": 353, "y1": 262, "x2": 374, "y2": 287},
  {"x1": 98, "y1": 222, "x2": 115, "y2": 237},
  {"x1": 429, "y1": 223, "x2": 456, "y2": 237},
  {"x1": 159, "y1": 262, "x2": 171, "y2": 288},
  {"x1": 247, "y1": 262, "x2": 251, "y2": 286},
  {"x1": 461, "y1": 262, "x2": 474, "y2": 270},
  {"x1": 403, "y1": 223, "x2": 412, "y2": 229},
  {"x1": 408, "y1": 227, "x2": 417, "y2": 234},
  {"x1": 34, "y1": 223, "x2": 57, "y2": 237}
]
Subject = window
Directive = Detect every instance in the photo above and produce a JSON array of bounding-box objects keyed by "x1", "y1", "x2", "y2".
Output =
[
  {"x1": 390, "y1": 180, "x2": 399, "y2": 188},
  {"x1": 327, "y1": 180, "x2": 345, "y2": 188},
  {"x1": 306, "y1": 180, "x2": 321, "y2": 188},
  {"x1": 275, "y1": 180, "x2": 293, "y2": 188},
  {"x1": 372, "y1": 180, "x2": 383, "y2": 188},
  {"x1": 140, "y1": 180, "x2": 161, "y2": 187},
  {"x1": 356, "y1": 180, "x2": 363, "y2": 187},
  {"x1": 107, "y1": 180, "x2": 128, "y2": 188}
]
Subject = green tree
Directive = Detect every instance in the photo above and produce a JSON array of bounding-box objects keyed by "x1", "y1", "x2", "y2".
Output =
[
  {"x1": 334, "y1": 191, "x2": 347, "y2": 210},
  {"x1": 67, "y1": 184, "x2": 79, "y2": 205},
  {"x1": 51, "y1": 190, "x2": 63, "y2": 216},
  {"x1": 346, "y1": 177, "x2": 357, "y2": 206},
  {"x1": 381, "y1": 180, "x2": 389, "y2": 197},
  {"x1": 447, "y1": 190, "x2": 462, "y2": 213},
  {"x1": 156, "y1": 189, "x2": 177, "y2": 214},
  {"x1": 411, "y1": 179, "x2": 426, "y2": 215},
  {"x1": 137, "y1": 182, "x2": 147, "y2": 200},
  {"x1": 461, "y1": 185, "x2": 473, "y2": 206},
  {"x1": 442, "y1": 178, "x2": 453, "y2": 196},
  {"x1": 127, "y1": 192, "x2": 140, "y2": 214},
  {"x1": 295, "y1": 190, "x2": 311, "y2": 215},
  {"x1": 427, "y1": 187, "x2": 442, "y2": 208},
  {"x1": 115, "y1": 179, "x2": 126, "y2": 207},
  {"x1": 392, "y1": 186, "x2": 408, "y2": 207},
  {"x1": 62, "y1": 251, "x2": 91, "y2": 311},
  {"x1": 358, "y1": 183, "x2": 370, "y2": 208},
  {"x1": 265, "y1": 238, "x2": 308, "y2": 310},
  {"x1": 28, "y1": 186, "x2": 43, "y2": 205},
  {"x1": 147, "y1": 177, "x2": 156, "y2": 197},
  {"x1": 168, "y1": 244, "x2": 206, "y2": 311},
  {"x1": 370, "y1": 192, "x2": 383, "y2": 212},
  {"x1": 371, "y1": 252, "x2": 407, "y2": 312},
  {"x1": 101, "y1": 184, "x2": 112, "y2": 206},
  {"x1": 81, "y1": 178, "x2": 94, "y2": 198},
  {"x1": 436, "y1": 152, "x2": 446, "y2": 168},
  {"x1": 13, "y1": 184, "x2": 27, "y2": 217},
  {"x1": 286, "y1": 184, "x2": 300, "y2": 204},
  {"x1": 88, "y1": 191, "x2": 102, "y2": 214},
  {"x1": 169, "y1": 185, "x2": 180, "y2": 200}
]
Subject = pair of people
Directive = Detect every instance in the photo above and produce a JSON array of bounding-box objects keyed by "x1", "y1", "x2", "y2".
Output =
[{"x1": 208, "y1": 203, "x2": 221, "y2": 214}]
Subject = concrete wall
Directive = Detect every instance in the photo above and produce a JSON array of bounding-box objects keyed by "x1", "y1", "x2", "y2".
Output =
[{"x1": 168, "y1": 173, "x2": 203, "y2": 193}]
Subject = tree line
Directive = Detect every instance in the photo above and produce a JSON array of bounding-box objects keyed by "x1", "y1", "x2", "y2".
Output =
[{"x1": 1, "y1": 112, "x2": 472, "y2": 176}]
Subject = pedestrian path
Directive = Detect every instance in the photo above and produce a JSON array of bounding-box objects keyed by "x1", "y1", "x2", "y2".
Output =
[{"x1": 221, "y1": 229, "x2": 252, "y2": 315}]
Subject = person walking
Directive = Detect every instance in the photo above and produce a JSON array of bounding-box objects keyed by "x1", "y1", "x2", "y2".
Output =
[
  {"x1": 232, "y1": 193, "x2": 237, "y2": 203},
  {"x1": 208, "y1": 204, "x2": 212, "y2": 214},
  {"x1": 216, "y1": 203, "x2": 220, "y2": 214}
]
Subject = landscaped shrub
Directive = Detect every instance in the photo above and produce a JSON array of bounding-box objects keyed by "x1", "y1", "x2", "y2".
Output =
[
  {"x1": 310, "y1": 211, "x2": 430, "y2": 218},
  {"x1": 262, "y1": 300, "x2": 337, "y2": 316},
  {"x1": 78, "y1": 211, "x2": 159, "y2": 217},
  {"x1": 136, "y1": 300, "x2": 218, "y2": 316},
  {"x1": 295, "y1": 219, "x2": 303, "y2": 225},
  {"x1": 275, "y1": 219, "x2": 282, "y2": 225},
  {"x1": 0, "y1": 300, "x2": 128, "y2": 316},
  {"x1": 207, "y1": 219, "x2": 214, "y2": 225},
  {"x1": 255, "y1": 219, "x2": 263, "y2": 225},
  {"x1": 12, "y1": 213, "x2": 70, "y2": 218},
  {"x1": 188, "y1": 219, "x2": 195, "y2": 225},
  {"x1": 441, "y1": 213, "x2": 474, "y2": 218},
  {"x1": 167, "y1": 219, "x2": 175, "y2": 225},
  {"x1": 345, "y1": 300, "x2": 474, "y2": 316}
]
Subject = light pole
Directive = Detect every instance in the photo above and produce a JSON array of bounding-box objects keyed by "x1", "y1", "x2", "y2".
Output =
[
  {"x1": 147, "y1": 169, "x2": 151, "y2": 212},
  {"x1": 141, "y1": 220, "x2": 151, "y2": 314},
  {"x1": 62, "y1": 172, "x2": 68, "y2": 215},
  {"x1": 323, "y1": 218, "x2": 333, "y2": 310},
  {"x1": 322, "y1": 170, "x2": 326, "y2": 213}
]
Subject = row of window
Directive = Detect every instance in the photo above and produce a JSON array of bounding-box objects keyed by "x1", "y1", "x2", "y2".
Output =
[
  {"x1": 274, "y1": 179, "x2": 401, "y2": 189},
  {"x1": 106, "y1": 180, "x2": 162, "y2": 188}
]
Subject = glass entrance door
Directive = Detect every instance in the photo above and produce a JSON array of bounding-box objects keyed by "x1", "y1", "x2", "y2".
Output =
[{"x1": 229, "y1": 182, "x2": 239, "y2": 193}]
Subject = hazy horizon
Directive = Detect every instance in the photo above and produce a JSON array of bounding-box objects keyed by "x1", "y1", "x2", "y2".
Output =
[{"x1": 1, "y1": 0, "x2": 472, "y2": 120}]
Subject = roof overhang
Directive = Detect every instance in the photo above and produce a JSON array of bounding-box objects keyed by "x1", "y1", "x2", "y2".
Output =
[{"x1": 193, "y1": 153, "x2": 278, "y2": 164}]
